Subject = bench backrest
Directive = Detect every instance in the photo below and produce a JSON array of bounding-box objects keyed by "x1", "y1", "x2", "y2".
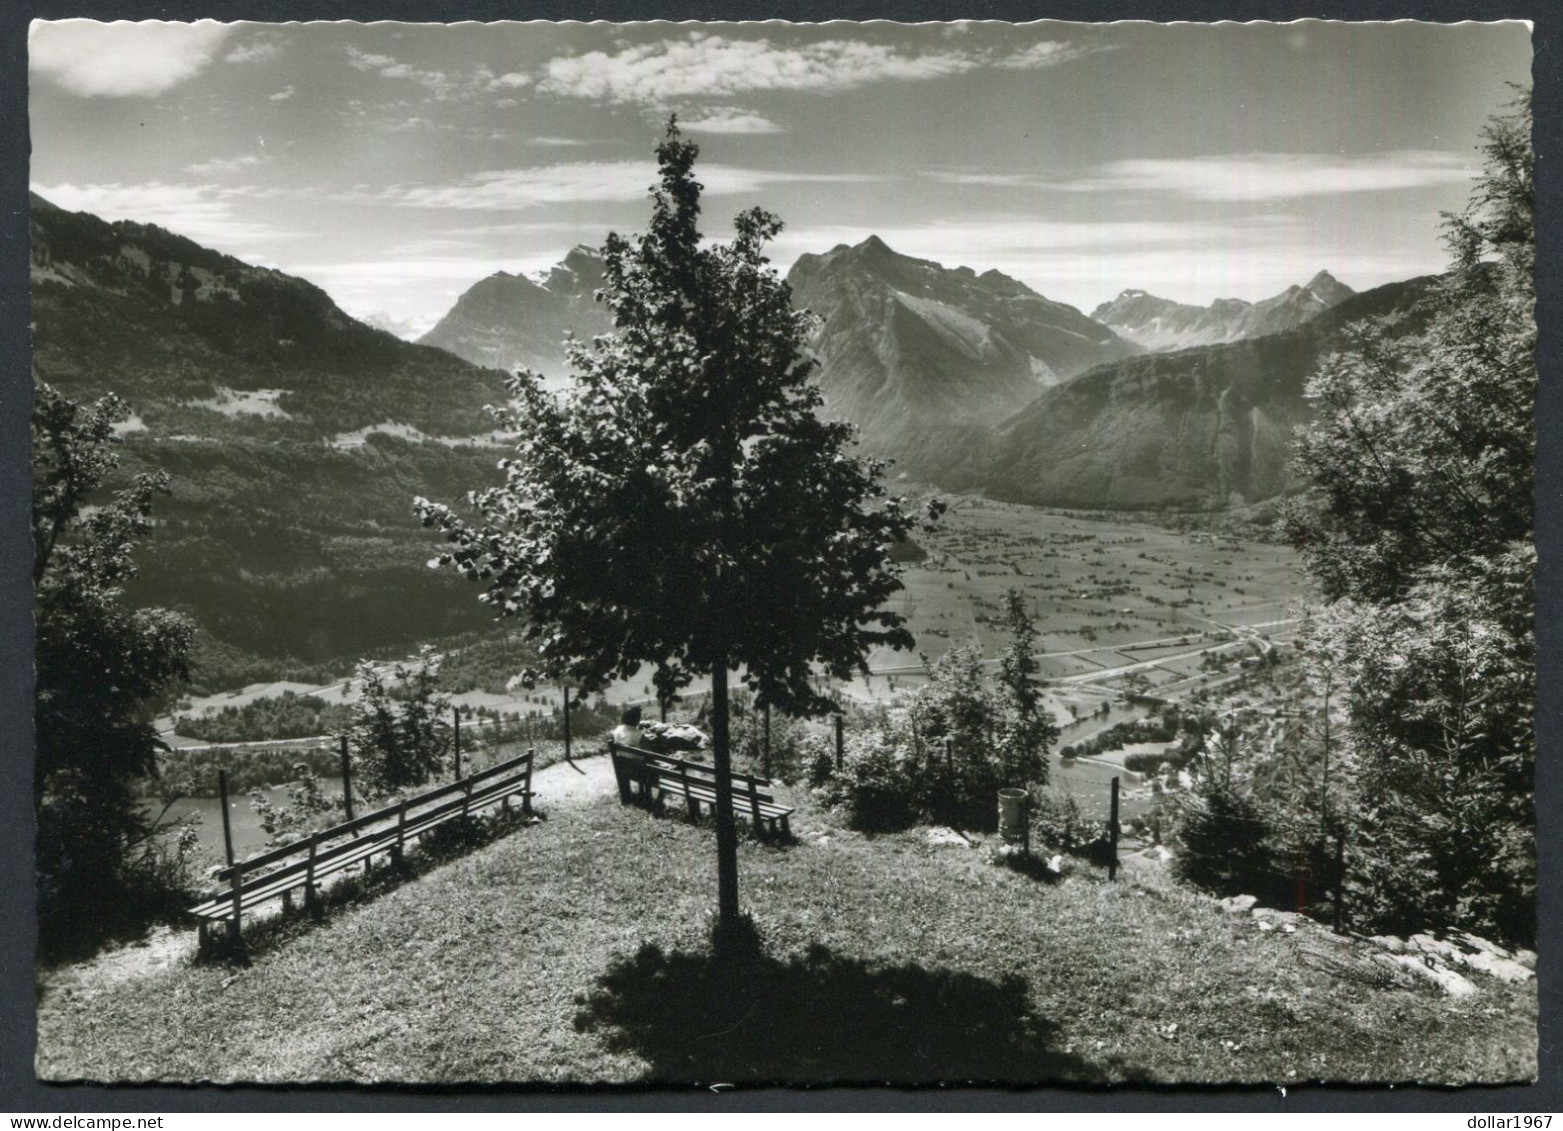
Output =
[
  {"x1": 214, "y1": 750, "x2": 533, "y2": 883},
  {"x1": 612, "y1": 743, "x2": 775, "y2": 802}
]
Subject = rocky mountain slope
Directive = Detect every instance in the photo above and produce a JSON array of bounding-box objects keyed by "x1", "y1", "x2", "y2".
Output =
[
  {"x1": 786, "y1": 236, "x2": 1140, "y2": 488},
  {"x1": 29, "y1": 193, "x2": 511, "y2": 680},
  {"x1": 1091, "y1": 271, "x2": 1355, "y2": 353},
  {"x1": 985, "y1": 275, "x2": 1436, "y2": 510},
  {"x1": 419, "y1": 247, "x2": 613, "y2": 386}
]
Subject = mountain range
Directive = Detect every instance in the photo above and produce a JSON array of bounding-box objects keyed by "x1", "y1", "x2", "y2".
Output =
[
  {"x1": 418, "y1": 247, "x2": 612, "y2": 387},
  {"x1": 785, "y1": 236, "x2": 1142, "y2": 488},
  {"x1": 1090, "y1": 271, "x2": 1356, "y2": 352},
  {"x1": 29, "y1": 192, "x2": 512, "y2": 683},
  {"x1": 28, "y1": 192, "x2": 1439, "y2": 679},
  {"x1": 988, "y1": 275, "x2": 1434, "y2": 510}
]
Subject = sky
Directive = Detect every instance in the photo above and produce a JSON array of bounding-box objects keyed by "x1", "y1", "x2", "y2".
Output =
[{"x1": 29, "y1": 20, "x2": 1533, "y2": 338}]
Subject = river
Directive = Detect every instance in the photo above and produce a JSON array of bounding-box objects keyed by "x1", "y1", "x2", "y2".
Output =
[{"x1": 143, "y1": 778, "x2": 346, "y2": 870}]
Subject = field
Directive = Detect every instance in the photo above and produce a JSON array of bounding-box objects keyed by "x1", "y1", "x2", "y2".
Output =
[
  {"x1": 38, "y1": 755, "x2": 1537, "y2": 1086},
  {"x1": 163, "y1": 502, "x2": 1305, "y2": 729},
  {"x1": 152, "y1": 503, "x2": 1306, "y2": 829}
]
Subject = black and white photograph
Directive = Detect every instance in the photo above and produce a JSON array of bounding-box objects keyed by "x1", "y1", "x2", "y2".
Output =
[{"x1": 23, "y1": 17, "x2": 1539, "y2": 1088}]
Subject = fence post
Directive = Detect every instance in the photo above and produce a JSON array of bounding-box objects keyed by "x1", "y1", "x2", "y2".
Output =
[
  {"x1": 305, "y1": 832, "x2": 319, "y2": 916},
  {"x1": 1108, "y1": 776, "x2": 1121, "y2": 881},
  {"x1": 394, "y1": 798, "x2": 408, "y2": 866},
  {"x1": 218, "y1": 769, "x2": 243, "y2": 950},
  {"x1": 563, "y1": 685, "x2": 572, "y2": 763},
  {"x1": 339, "y1": 733, "x2": 355, "y2": 822},
  {"x1": 763, "y1": 703, "x2": 772, "y2": 780},
  {"x1": 1333, "y1": 831, "x2": 1347, "y2": 933},
  {"x1": 523, "y1": 747, "x2": 535, "y2": 817},
  {"x1": 218, "y1": 769, "x2": 236, "y2": 870},
  {"x1": 453, "y1": 706, "x2": 462, "y2": 780},
  {"x1": 1021, "y1": 792, "x2": 1031, "y2": 857},
  {"x1": 835, "y1": 713, "x2": 844, "y2": 771}
]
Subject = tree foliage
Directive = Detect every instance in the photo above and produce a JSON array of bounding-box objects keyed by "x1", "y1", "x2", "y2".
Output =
[
  {"x1": 1283, "y1": 90, "x2": 1535, "y2": 943},
  {"x1": 825, "y1": 590, "x2": 1056, "y2": 832},
  {"x1": 418, "y1": 122, "x2": 932, "y2": 927},
  {"x1": 349, "y1": 646, "x2": 452, "y2": 796},
  {"x1": 417, "y1": 124, "x2": 925, "y2": 713},
  {"x1": 33, "y1": 382, "x2": 195, "y2": 951}
]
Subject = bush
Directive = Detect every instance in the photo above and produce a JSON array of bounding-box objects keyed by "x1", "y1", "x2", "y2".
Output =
[
  {"x1": 840, "y1": 731, "x2": 918, "y2": 833},
  {"x1": 1027, "y1": 788, "x2": 1110, "y2": 860},
  {"x1": 1173, "y1": 782, "x2": 1283, "y2": 900},
  {"x1": 1124, "y1": 751, "x2": 1175, "y2": 774},
  {"x1": 730, "y1": 700, "x2": 810, "y2": 784},
  {"x1": 37, "y1": 806, "x2": 202, "y2": 962}
]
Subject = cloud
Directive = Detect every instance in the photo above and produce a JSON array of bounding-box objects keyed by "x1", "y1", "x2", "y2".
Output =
[
  {"x1": 340, "y1": 160, "x2": 880, "y2": 210},
  {"x1": 993, "y1": 40, "x2": 1102, "y2": 69},
  {"x1": 224, "y1": 39, "x2": 280, "y2": 64},
  {"x1": 537, "y1": 32, "x2": 1088, "y2": 104},
  {"x1": 30, "y1": 20, "x2": 231, "y2": 98},
  {"x1": 345, "y1": 45, "x2": 498, "y2": 102},
  {"x1": 346, "y1": 49, "x2": 397, "y2": 70},
  {"x1": 528, "y1": 136, "x2": 590, "y2": 147},
  {"x1": 185, "y1": 153, "x2": 263, "y2": 175},
  {"x1": 30, "y1": 180, "x2": 297, "y2": 248},
  {"x1": 268, "y1": 84, "x2": 295, "y2": 102},
  {"x1": 1062, "y1": 151, "x2": 1475, "y2": 201},
  {"x1": 923, "y1": 171, "x2": 1053, "y2": 188},
  {"x1": 680, "y1": 108, "x2": 783, "y2": 135}
]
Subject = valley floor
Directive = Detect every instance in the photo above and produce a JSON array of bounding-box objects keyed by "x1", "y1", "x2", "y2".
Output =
[{"x1": 37, "y1": 754, "x2": 1536, "y2": 1087}]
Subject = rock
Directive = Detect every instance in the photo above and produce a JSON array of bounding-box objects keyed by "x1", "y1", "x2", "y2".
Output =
[
  {"x1": 1047, "y1": 854, "x2": 1065, "y2": 874},
  {"x1": 1452, "y1": 931, "x2": 1513, "y2": 958},
  {"x1": 1257, "y1": 920, "x2": 1275, "y2": 933},
  {"x1": 1375, "y1": 952, "x2": 1478, "y2": 998},
  {"x1": 640, "y1": 722, "x2": 707, "y2": 752},
  {"x1": 1220, "y1": 894, "x2": 1258, "y2": 914},
  {"x1": 1461, "y1": 950, "x2": 1534, "y2": 985},
  {"x1": 1369, "y1": 934, "x2": 1412, "y2": 954},
  {"x1": 1516, "y1": 949, "x2": 1538, "y2": 971},
  {"x1": 1282, "y1": 923, "x2": 1295, "y2": 934},
  {"x1": 926, "y1": 826, "x2": 969, "y2": 848},
  {"x1": 1409, "y1": 932, "x2": 1534, "y2": 985}
]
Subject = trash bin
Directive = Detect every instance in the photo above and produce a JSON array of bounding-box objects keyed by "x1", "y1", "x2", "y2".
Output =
[{"x1": 998, "y1": 788, "x2": 1030, "y2": 846}]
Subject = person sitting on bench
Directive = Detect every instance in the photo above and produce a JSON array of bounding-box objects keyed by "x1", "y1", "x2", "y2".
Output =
[{"x1": 610, "y1": 705, "x2": 644, "y2": 749}]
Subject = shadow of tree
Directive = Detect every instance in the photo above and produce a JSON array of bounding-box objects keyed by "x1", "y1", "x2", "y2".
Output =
[{"x1": 574, "y1": 940, "x2": 1112, "y2": 1086}]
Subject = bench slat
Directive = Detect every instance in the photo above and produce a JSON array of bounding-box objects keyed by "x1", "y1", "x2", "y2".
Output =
[
  {"x1": 189, "y1": 760, "x2": 534, "y2": 920},
  {"x1": 215, "y1": 753, "x2": 533, "y2": 880},
  {"x1": 611, "y1": 747, "x2": 793, "y2": 821}
]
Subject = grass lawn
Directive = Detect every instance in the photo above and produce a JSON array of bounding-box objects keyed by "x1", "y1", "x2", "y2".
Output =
[{"x1": 37, "y1": 759, "x2": 1537, "y2": 1087}]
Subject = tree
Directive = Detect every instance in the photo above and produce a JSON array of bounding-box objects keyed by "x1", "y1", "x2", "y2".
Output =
[
  {"x1": 417, "y1": 122, "x2": 930, "y2": 934},
  {"x1": 33, "y1": 383, "x2": 194, "y2": 947},
  {"x1": 1283, "y1": 90, "x2": 1535, "y2": 943},
  {"x1": 995, "y1": 590, "x2": 1056, "y2": 787},
  {"x1": 349, "y1": 645, "x2": 451, "y2": 796}
]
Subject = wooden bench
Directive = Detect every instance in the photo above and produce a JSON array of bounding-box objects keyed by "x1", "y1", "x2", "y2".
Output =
[
  {"x1": 188, "y1": 751, "x2": 535, "y2": 944},
  {"x1": 609, "y1": 741, "x2": 793, "y2": 839}
]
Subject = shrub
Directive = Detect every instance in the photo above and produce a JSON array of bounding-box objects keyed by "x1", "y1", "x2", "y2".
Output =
[
  {"x1": 730, "y1": 700, "x2": 811, "y2": 784},
  {"x1": 1027, "y1": 787, "x2": 1109, "y2": 859},
  {"x1": 1124, "y1": 751, "x2": 1174, "y2": 774},
  {"x1": 1173, "y1": 782, "x2": 1283, "y2": 900},
  {"x1": 841, "y1": 730, "x2": 918, "y2": 832}
]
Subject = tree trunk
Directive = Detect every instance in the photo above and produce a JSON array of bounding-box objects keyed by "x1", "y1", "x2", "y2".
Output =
[{"x1": 711, "y1": 660, "x2": 741, "y2": 928}]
